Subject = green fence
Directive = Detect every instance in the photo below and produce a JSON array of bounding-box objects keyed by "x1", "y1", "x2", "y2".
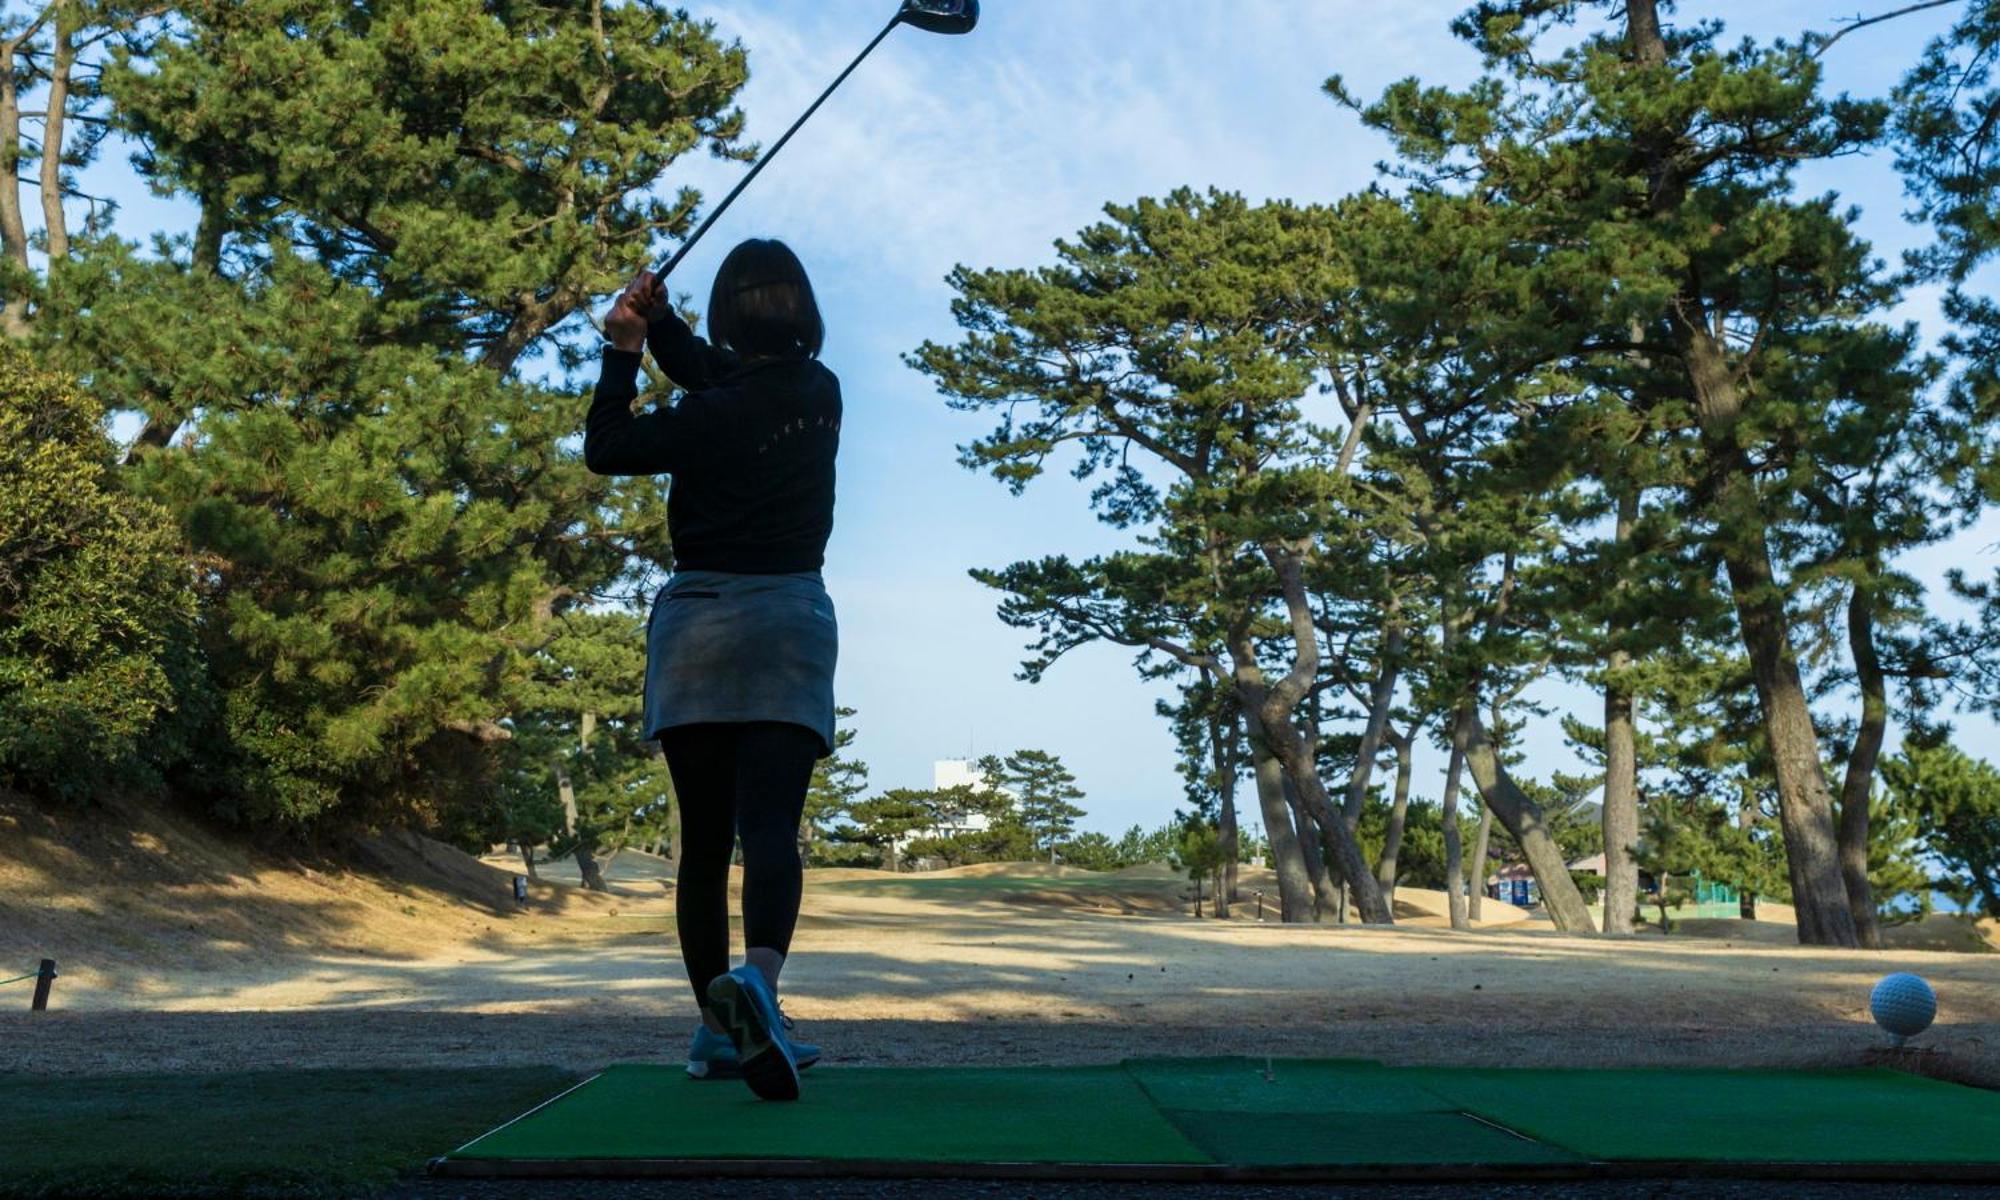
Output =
[{"x1": 1686, "y1": 873, "x2": 1742, "y2": 919}]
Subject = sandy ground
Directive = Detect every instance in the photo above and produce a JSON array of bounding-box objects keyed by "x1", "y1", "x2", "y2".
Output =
[{"x1": 4, "y1": 795, "x2": 1997, "y2": 1086}]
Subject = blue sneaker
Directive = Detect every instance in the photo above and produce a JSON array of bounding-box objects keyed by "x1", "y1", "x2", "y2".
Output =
[
  {"x1": 706, "y1": 966, "x2": 800, "y2": 1101},
  {"x1": 686, "y1": 1024, "x2": 740, "y2": 1079},
  {"x1": 687, "y1": 1020, "x2": 820, "y2": 1080}
]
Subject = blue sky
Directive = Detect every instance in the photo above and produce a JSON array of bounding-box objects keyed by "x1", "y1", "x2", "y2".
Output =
[{"x1": 72, "y1": 1, "x2": 1997, "y2": 836}]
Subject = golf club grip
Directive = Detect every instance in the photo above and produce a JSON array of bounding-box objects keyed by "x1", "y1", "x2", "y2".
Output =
[{"x1": 654, "y1": 12, "x2": 905, "y2": 283}]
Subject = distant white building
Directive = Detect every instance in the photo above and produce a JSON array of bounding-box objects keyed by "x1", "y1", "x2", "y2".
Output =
[
  {"x1": 930, "y1": 758, "x2": 1012, "y2": 833},
  {"x1": 891, "y1": 759, "x2": 1013, "y2": 860}
]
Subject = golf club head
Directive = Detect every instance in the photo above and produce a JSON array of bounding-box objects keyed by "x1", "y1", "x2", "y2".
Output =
[{"x1": 898, "y1": 0, "x2": 978, "y2": 35}]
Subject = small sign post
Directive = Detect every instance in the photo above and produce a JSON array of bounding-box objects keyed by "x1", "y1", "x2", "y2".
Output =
[{"x1": 30, "y1": 959, "x2": 56, "y2": 1012}]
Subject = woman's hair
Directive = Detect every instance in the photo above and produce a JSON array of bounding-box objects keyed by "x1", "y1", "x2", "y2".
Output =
[{"x1": 706, "y1": 238, "x2": 824, "y2": 361}]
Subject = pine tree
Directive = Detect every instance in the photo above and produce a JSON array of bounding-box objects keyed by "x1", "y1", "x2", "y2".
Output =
[
  {"x1": 1880, "y1": 728, "x2": 2000, "y2": 916},
  {"x1": 1332, "y1": 0, "x2": 1949, "y2": 944},
  {"x1": 992, "y1": 748, "x2": 1087, "y2": 863},
  {"x1": 912, "y1": 189, "x2": 1394, "y2": 925},
  {"x1": 22, "y1": 0, "x2": 750, "y2": 832},
  {"x1": 803, "y1": 707, "x2": 870, "y2": 865},
  {"x1": 1159, "y1": 674, "x2": 1246, "y2": 911},
  {"x1": 832, "y1": 790, "x2": 939, "y2": 873}
]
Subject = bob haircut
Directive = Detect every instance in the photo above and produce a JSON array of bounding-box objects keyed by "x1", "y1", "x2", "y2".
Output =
[{"x1": 707, "y1": 238, "x2": 825, "y2": 361}]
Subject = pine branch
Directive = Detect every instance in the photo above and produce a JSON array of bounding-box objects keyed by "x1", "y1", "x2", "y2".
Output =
[{"x1": 1811, "y1": 1, "x2": 1963, "y2": 57}]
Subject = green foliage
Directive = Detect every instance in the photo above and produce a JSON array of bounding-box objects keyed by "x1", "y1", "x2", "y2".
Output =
[
  {"x1": 1169, "y1": 812, "x2": 1227, "y2": 911},
  {"x1": 474, "y1": 612, "x2": 666, "y2": 870},
  {"x1": 984, "y1": 747, "x2": 1087, "y2": 860},
  {"x1": 901, "y1": 781, "x2": 1033, "y2": 866},
  {"x1": 1894, "y1": 1, "x2": 2000, "y2": 283},
  {"x1": 1057, "y1": 831, "x2": 1121, "y2": 871},
  {"x1": 1632, "y1": 796, "x2": 1790, "y2": 912},
  {"x1": 1879, "y1": 732, "x2": 2000, "y2": 915},
  {"x1": 830, "y1": 789, "x2": 943, "y2": 871},
  {"x1": 1332, "y1": 1, "x2": 1959, "y2": 944},
  {"x1": 1358, "y1": 797, "x2": 1480, "y2": 890},
  {"x1": 803, "y1": 707, "x2": 869, "y2": 863},
  {"x1": 100, "y1": 0, "x2": 751, "y2": 371},
  {"x1": 1169, "y1": 816, "x2": 1222, "y2": 876},
  {"x1": 17, "y1": 0, "x2": 751, "y2": 833},
  {"x1": 1115, "y1": 822, "x2": 1180, "y2": 867},
  {"x1": 0, "y1": 345, "x2": 197, "y2": 799},
  {"x1": 1861, "y1": 776, "x2": 1934, "y2": 925}
]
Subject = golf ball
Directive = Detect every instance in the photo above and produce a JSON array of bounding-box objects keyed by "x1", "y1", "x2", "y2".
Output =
[{"x1": 1869, "y1": 972, "x2": 1937, "y2": 1043}]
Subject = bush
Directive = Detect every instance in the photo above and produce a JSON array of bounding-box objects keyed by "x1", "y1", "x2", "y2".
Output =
[
  {"x1": 1059, "y1": 831, "x2": 1121, "y2": 870},
  {"x1": 0, "y1": 345, "x2": 197, "y2": 799}
]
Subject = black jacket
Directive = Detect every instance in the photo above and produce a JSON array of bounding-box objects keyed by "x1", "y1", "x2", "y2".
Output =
[{"x1": 584, "y1": 314, "x2": 841, "y2": 574}]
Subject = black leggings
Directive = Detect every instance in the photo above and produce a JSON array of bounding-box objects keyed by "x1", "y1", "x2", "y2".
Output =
[{"x1": 658, "y1": 720, "x2": 820, "y2": 1007}]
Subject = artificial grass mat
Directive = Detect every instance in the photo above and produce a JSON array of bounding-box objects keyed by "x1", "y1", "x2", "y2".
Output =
[
  {"x1": 441, "y1": 1057, "x2": 2000, "y2": 1173},
  {"x1": 1406, "y1": 1066, "x2": 2000, "y2": 1163},
  {"x1": 454, "y1": 1062, "x2": 1209, "y2": 1164}
]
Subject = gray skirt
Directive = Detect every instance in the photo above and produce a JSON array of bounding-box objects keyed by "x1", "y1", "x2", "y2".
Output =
[{"x1": 642, "y1": 568, "x2": 839, "y2": 758}]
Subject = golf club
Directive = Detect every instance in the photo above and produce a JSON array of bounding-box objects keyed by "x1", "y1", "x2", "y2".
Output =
[{"x1": 651, "y1": 0, "x2": 979, "y2": 285}]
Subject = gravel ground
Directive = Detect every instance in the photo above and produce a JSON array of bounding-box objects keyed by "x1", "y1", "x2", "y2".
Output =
[{"x1": 5, "y1": 1009, "x2": 1995, "y2": 1088}]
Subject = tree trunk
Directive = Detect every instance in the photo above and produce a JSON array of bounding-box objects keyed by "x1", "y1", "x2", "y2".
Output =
[
  {"x1": 1252, "y1": 543, "x2": 1393, "y2": 924},
  {"x1": 1440, "y1": 717, "x2": 1471, "y2": 931},
  {"x1": 519, "y1": 843, "x2": 538, "y2": 880},
  {"x1": 0, "y1": 23, "x2": 35, "y2": 338},
  {"x1": 1216, "y1": 746, "x2": 1237, "y2": 918},
  {"x1": 1458, "y1": 702, "x2": 1598, "y2": 932},
  {"x1": 1468, "y1": 801, "x2": 1493, "y2": 921},
  {"x1": 38, "y1": 5, "x2": 73, "y2": 262},
  {"x1": 1628, "y1": 0, "x2": 1858, "y2": 949},
  {"x1": 1627, "y1": 0, "x2": 1669, "y2": 66},
  {"x1": 1838, "y1": 581, "x2": 1886, "y2": 948},
  {"x1": 1603, "y1": 487, "x2": 1641, "y2": 936},
  {"x1": 556, "y1": 758, "x2": 608, "y2": 892},
  {"x1": 1247, "y1": 735, "x2": 1314, "y2": 921},
  {"x1": 1710, "y1": 471, "x2": 1858, "y2": 947},
  {"x1": 1340, "y1": 616, "x2": 1404, "y2": 829},
  {"x1": 1217, "y1": 704, "x2": 1242, "y2": 907},
  {"x1": 1375, "y1": 729, "x2": 1415, "y2": 902},
  {"x1": 1282, "y1": 771, "x2": 1336, "y2": 921},
  {"x1": 1276, "y1": 737, "x2": 1392, "y2": 924},
  {"x1": 559, "y1": 712, "x2": 609, "y2": 892},
  {"x1": 1602, "y1": 663, "x2": 1639, "y2": 935}
]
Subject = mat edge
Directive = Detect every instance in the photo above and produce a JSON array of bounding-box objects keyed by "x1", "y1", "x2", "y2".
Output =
[{"x1": 425, "y1": 1156, "x2": 2000, "y2": 1184}]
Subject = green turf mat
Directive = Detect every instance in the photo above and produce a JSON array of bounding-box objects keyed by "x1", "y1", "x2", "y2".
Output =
[
  {"x1": 453, "y1": 1063, "x2": 1211, "y2": 1165},
  {"x1": 442, "y1": 1059, "x2": 2000, "y2": 1174},
  {"x1": 1123, "y1": 1056, "x2": 1447, "y2": 1115},
  {"x1": 1124, "y1": 1058, "x2": 1577, "y2": 1167},
  {"x1": 1408, "y1": 1067, "x2": 2000, "y2": 1164},
  {"x1": 1160, "y1": 1110, "x2": 1579, "y2": 1166}
]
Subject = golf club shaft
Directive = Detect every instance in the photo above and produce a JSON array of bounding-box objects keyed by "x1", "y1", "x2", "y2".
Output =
[{"x1": 654, "y1": 12, "x2": 903, "y2": 282}]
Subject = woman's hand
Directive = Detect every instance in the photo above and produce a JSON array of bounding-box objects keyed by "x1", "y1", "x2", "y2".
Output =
[{"x1": 604, "y1": 271, "x2": 665, "y2": 353}]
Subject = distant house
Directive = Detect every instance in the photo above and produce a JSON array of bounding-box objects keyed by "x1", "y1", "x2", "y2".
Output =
[
  {"x1": 1489, "y1": 854, "x2": 1749, "y2": 917},
  {"x1": 1487, "y1": 854, "x2": 1603, "y2": 907}
]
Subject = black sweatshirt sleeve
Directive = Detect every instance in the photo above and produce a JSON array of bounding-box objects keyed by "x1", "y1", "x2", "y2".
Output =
[
  {"x1": 646, "y1": 310, "x2": 740, "y2": 391},
  {"x1": 583, "y1": 347, "x2": 718, "y2": 477}
]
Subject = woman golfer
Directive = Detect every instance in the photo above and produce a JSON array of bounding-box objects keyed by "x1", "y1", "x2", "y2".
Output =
[{"x1": 588, "y1": 238, "x2": 838, "y2": 1102}]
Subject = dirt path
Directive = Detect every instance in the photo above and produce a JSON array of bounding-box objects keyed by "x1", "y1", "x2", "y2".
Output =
[
  {"x1": 9, "y1": 872, "x2": 1997, "y2": 1085},
  {"x1": 5, "y1": 794, "x2": 1993, "y2": 1085}
]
